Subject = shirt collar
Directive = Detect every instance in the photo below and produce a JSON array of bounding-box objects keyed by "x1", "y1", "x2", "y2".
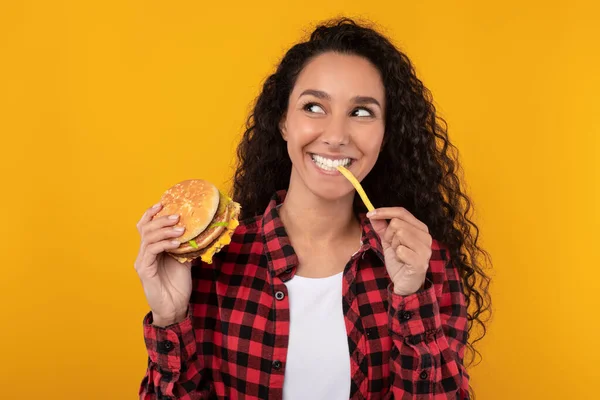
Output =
[
  {"x1": 261, "y1": 190, "x2": 298, "y2": 277},
  {"x1": 260, "y1": 190, "x2": 385, "y2": 278},
  {"x1": 358, "y1": 213, "x2": 385, "y2": 262}
]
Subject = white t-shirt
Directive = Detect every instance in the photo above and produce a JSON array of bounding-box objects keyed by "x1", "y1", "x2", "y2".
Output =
[{"x1": 282, "y1": 271, "x2": 351, "y2": 400}]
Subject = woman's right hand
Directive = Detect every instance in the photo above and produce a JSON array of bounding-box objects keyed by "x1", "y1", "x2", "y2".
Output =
[{"x1": 134, "y1": 203, "x2": 193, "y2": 327}]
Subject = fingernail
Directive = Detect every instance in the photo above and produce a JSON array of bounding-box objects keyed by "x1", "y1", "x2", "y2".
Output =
[
  {"x1": 152, "y1": 203, "x2": 161, "y2": 209},
  {"x1": 168, "y1": 214, "x2": 179, "y2": 220},
  {"x1": 366, "y1": 210, "x2": 376, "y2": 218},
  {"x1": 170, "y1": 240, "x2": 180, "y2": 245},
  {"x1": 173, "y1": 227, "x2": 184, "y2": 232}
]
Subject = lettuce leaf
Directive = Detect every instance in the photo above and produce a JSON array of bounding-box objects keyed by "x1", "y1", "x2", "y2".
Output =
[{"x1": 208, "y1": 221, "x2": 229, "y2": 229}]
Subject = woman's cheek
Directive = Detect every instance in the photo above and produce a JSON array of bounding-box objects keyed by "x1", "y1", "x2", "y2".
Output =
[
  {"x1": 296, "y1": 118, "x2": 325, "y2": 143},
  {"x1": 355, "y1": 128, "x2": 384, "y2": 155}
]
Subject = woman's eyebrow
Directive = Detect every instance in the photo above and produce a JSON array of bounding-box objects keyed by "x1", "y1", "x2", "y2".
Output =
[
  {"x1": 299, "y1": 89, "x2": 331, "y2": 100},
  {"x1": 352, "y1": 96, "x2": 381, "y2": 108},
  {"x1": 299, "y1": 89, "x2": 381, "y2": 108}
]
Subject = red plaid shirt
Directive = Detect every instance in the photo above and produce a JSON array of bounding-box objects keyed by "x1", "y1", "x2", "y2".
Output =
[{"x1": 140, "y1": 191, "x2": 470, "y2": 399}]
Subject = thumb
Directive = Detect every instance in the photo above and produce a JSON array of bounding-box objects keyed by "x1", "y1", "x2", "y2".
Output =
[{"x1": 368, "y1": 217, "x2": 390, "y2": 249}]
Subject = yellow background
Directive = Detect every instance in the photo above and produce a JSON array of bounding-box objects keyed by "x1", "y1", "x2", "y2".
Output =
[{"x1": 1, "y1": 1, "x2": 598, "y2": 399}]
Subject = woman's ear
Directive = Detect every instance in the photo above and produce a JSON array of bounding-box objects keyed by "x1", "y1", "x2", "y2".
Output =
[{"x1": 279, "y1": 114, "x2": 287, "y2": 141}]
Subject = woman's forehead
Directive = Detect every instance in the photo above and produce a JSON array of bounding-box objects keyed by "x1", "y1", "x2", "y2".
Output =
[{"x1": 292, "y1": 52, "x2": 385, "y2": 101}]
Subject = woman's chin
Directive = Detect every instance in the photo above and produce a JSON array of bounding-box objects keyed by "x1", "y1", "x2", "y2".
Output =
[
  {"x1": 289, "y1": 162, "x2": 356, "y2": 204},
  {"x1": 308, "y1": 183, "x2": 354, "y2": 204}
]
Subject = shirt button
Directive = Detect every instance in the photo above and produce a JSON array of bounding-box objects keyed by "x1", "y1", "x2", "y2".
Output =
[
  {"x1": 272, "y1": 360, "x2": 282, "y2": 370},
  {"x1": 281, "y1": 269, "x2": 293, "y2": 282},
  {"x1": 401, "y1": 311, "x2": 413, "y2": 321},
  {"x1": 275, "y1": 291, "x2": 285, "y2": 300},
  {"x1": 420, "y1": 370, "x2": 429, "y2": 380},
  {"x1": 160, "y1": 340, "x2": 174, "y2": 352}
]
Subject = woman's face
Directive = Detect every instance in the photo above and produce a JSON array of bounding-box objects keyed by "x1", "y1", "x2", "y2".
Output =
[{"x1": 280, "y1": 52, "x2": 386, "y2": 202}]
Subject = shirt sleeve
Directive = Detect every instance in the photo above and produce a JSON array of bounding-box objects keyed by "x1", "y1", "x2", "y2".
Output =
[
  {"x1": 387, "y1": 243, "x2": 470, "y2": 399},
  {"x1": 138, "y1": 308, "x2": 215, "y2": 400}
]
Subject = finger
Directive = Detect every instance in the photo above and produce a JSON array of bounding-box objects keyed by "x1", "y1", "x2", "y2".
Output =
[
  {"x1": 369, "y1": 217, "x2": 389, "y2": 242},
  {"x1": 390, "y1": 229, "x2": 431, "y2": 256},
  {"x1": 140, "y1": 239, "x2": 182, "y2": 268},
  {"x1": 389, "y1": 228, "x2": 420, "y2": 253},
  {"x1": 144, "y1": 225, "x2": 186, "y2": 248},
  {"x1": 141, "y1": 214, "x2": 181, "y2": 237},
  {"x1": 367, "y1": 207, "x2": 429, "y2": 233},
  {"x1": 137, "y1": 203, "x2": 163, "y2": 232},
  {"x1": 390, "y1": 230, "x2": 402, "y2": 250},
  {"x1": 385, "y1": 219, "x2": 432, "y2": 250},
  {"x1": 395, "y1": 245, "x2": 421, "y2": 266},
  {"x1": 146, "y1": 239, "x2": 181, "y2": 256}
]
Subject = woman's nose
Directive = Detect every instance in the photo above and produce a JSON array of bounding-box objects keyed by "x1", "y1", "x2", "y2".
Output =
[{"x1": 321, "y1": 118, "x2": 350, "y2": 147}]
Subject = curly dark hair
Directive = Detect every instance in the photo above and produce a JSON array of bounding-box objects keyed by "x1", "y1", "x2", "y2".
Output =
[{"x1": 232, "y1": 16, "x2": 492, "y2": 391}]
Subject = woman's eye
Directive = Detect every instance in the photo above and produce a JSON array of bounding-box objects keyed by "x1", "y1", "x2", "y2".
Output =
[
  {"x1": 353, "y1": 107, "x2": 373, "y2": 117},
  {"x1": 304, "y1": 103, "x2": 325, "y2": 114}
]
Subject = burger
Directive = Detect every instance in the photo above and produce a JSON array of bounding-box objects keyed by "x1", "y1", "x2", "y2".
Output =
[{"x1": 153, "y1": 179, "x2": 241, "y2": 264}]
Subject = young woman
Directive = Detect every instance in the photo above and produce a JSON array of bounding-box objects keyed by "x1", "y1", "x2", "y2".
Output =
[{"x1": 135, "y1": 18, "x2": 491, "y2": 400}]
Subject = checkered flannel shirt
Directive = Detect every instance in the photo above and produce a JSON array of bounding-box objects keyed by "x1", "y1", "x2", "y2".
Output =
[{"x1": 140, "y1": 190, "x2": 469, "y2": 399}]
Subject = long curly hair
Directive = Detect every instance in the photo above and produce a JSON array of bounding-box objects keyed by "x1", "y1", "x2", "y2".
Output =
[{"x1": 232, "y1": 16, "x2": 492, "y2": 386}]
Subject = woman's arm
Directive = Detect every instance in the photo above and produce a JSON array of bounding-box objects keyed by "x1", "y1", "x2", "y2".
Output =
[
  {"x1": 139, "y1": 310, "x2": 215, "y2": 400},
  {"x1": 387, "y1": 244, "x2": 470, "y2": 399},
  {"x1": 139, "y1": 262, "x2": 218, "y2": 400}
]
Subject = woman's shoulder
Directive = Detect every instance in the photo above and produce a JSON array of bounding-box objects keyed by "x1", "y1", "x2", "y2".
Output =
[
  {"x1": 234, "y1": 214, "x2": 262, "y2": 235},
  {"x1": 224, "y1": 215, "x2": 264, "y2": 256},
  {"x1": 430, "y1": 238, "x2": 450, "y2": 261}
]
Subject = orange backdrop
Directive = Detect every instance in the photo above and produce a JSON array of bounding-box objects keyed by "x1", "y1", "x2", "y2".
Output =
[{"x1": 1, "y1": 1, "x2": 598, "y2": 399}]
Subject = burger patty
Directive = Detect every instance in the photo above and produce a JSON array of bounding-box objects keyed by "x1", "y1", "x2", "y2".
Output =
[{"x1": 169, "y1": 199, "x2": 234, "y2": 255}]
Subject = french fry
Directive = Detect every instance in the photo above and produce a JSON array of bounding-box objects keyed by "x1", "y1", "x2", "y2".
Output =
[{"x1": 336, "y1": 165, "x2": 375, "y2": 212}]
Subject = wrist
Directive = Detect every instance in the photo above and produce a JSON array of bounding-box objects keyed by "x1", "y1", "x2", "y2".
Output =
[
  {"x1": 392, "y1": 280, "x2": 426, "y2": 296},
  {"x1": 393, "y1": 288, "x2": 414, "y2": 296},
  {"x1": 152, "y1": 311, "x2": 187, "y2": 327}
]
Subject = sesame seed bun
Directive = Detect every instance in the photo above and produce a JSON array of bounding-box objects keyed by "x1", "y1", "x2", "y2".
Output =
[{"x1": 153, "y1": 179, "x2": 220, "y2": 244}]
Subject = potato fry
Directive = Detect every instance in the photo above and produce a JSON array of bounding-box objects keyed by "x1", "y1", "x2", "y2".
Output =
[{"x1": 336, "y1": 165, "x2": 375, "y2": 212}]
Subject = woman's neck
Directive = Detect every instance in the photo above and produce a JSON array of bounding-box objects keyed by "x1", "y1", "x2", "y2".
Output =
[{"x1": 279, "y1": 179, "x2": 359, "y2": 246}]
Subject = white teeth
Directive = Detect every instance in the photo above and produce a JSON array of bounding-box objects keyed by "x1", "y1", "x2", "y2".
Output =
[{"x1": 310, "y1": 154, "x2": 351, "y2": 171}]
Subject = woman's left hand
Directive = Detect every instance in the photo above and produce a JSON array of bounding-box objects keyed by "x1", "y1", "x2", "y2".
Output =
[{"x1": 367, "y1": 207, "x2": 433, "y2": 296}]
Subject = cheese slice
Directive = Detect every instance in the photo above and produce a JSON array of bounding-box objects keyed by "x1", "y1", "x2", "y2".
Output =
[{"x1": 199, "y1": 204, "x2": 240, "y2": 264}]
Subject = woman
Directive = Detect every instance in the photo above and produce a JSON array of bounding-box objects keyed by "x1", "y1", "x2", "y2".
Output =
[{"x1": 135, "y1": 18, "x2": 491, "y2": 400}]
